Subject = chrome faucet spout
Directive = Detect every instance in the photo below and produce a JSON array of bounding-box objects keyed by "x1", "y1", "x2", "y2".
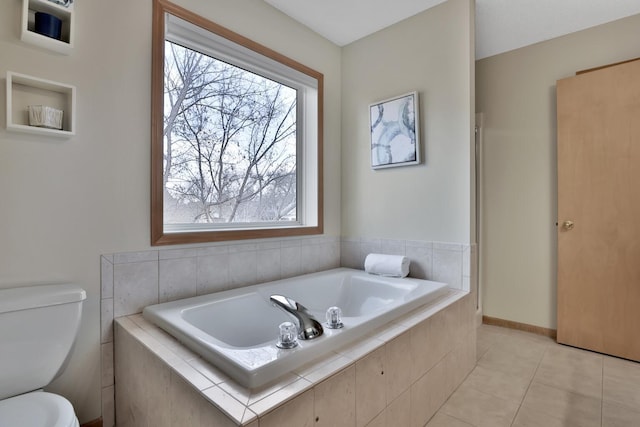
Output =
[{"x1": 270, "y1": 295, "x2": 323, "y2": 340}]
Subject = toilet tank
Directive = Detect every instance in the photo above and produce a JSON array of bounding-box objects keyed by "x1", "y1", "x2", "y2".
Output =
[{"x1": 0, "y1": 284, "x2": 86, "y2": 400}]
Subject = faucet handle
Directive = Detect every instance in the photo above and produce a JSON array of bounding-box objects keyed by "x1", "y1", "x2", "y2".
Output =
[
  {"x1": 276, "y1": 321, "x2": 298, "y2": 349},
  {"x1": 326, "y1": 306, "x2": 344, "y2": 329}
]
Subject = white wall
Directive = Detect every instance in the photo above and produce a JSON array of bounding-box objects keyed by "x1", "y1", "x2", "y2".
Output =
[
  {"x1": 476, "y1": 14, "x2": 640, "y2": 329},
  {"x1": 0, "y1": 0, "x2": 341, "y2": 422},
  {"x1": 341, "y1": 0, "x2": 475, "y2": 244}
]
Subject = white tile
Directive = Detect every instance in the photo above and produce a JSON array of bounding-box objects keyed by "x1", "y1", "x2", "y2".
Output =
[
  {"x1": 432, "y1": 248, "x2": 462, "y2": 289},
  {"x1": 228, "y1": 250, "x2": 257, "y2": 287},
  {"x1": 201, "y1": 385, "x2": 247, "y2": 425},
  {"x1": 432, "y1": 242, "x2": 463, "y2": 251},
  {"x1": 300, "y1": 243, "x2": 323, "y2": 274},
  {"x1": 159, "y1": 248, "x2": 199, "y2": 260},
  {"x1": 228, "y1": 242, "x2": 258, "y2": 253},
  {"x1": 197, "y1": 253, "x2": 229, "y2": 295},
  {"x1": 101, "y1": 385, "x2": 115, "y2": 427},
  {"x1": 300, "y1": 354, "x2": 354, "y2": 384},
  {"x1": 218, "y1": 372, "x2": 299, "y2": 406},
  {"x1": 341, "y1": 240, "x2": 362, "y2": 269},
  {"x1": 187, "y1": 357, "x2": 231, "y2": 385},
  {"x1": 369, "y1": 321, "x2": 407, "y2": 343},
  {"x1": 101, "y1": 256, "x2": 114, "y2": 298},
  {"x1": 319, "y1": 241, "x2": 340, "y2": 270},
  {"x1": 114, "y1": 250, "x2": 158, "y2": 264},
  {"x1": 462, "y1": 276, "x2": 471, "y2": 292},
  {"x1": 255, "y1": 240, "x2": 282, "y2": 250},
  {"x1": 197, "y1": 245, "x2": 229, "y2": 257},
  {"x1": 379, "y1": 239, "x2": 405, "y2": 256},
  {"x1": 462, "y1": 244, "x2": 471, "y2": 277},
  {"x1": 405, "y1": 242, "x2": 433, "y2": 280},
  {"x1": 101, "y1": 342, "x2": 114, "y2": 387},
  {"x1": 159, "y1": 257, "x2": 197, "y2": 303},
  {"x1": 360, "y1": 238, "x2": 381, "y2": 261},
  {"x1": 101, "y1": 297, "x2": 114, "y2": 343},
  {"x1": 256, "y1": 249, "x2": 281, "y2": 283},
  {"x1": 249, "y1": 377, "x2": 313, "y2": 417},
  {"x1": 337, "y1": 334, "x2": 384, "y2": 361},
  {"x1": 280, "y1": 237, "x2": 303, "y2": 248},
  {"x1": 281, "y1": 245, "x2": 302, "y2": 278},
  {"x1": 114, "y1": 261, "x2": 159, "y2": 317}
]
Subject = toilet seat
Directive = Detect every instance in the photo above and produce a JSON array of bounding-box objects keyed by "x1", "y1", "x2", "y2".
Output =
[{"x1": 0, "y1": 391, "x2": 79, "y2": 427}]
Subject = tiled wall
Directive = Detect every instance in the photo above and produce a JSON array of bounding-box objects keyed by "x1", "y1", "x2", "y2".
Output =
[
  {"x1": 341, "y1": 238, "x2": 473, "y2": 292},
  {"x1": 114, "y1": 292, "x2": 476, "y2": 426},
  {"x1": 100, "y1": 235, "x2": 473, "y2": 426},
  {"x1": 100, "y1": 236, "x2": 340, "y2": 427}
]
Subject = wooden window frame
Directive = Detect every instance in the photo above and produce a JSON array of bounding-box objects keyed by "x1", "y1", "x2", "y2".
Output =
[{"x1": 151, "y1": 0, "x2": 323, "y2": 245}]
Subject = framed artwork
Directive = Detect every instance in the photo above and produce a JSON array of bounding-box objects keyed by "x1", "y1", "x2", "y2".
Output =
[{"x1": 369, "y1": 91, "x2": 420, "y2": 169}]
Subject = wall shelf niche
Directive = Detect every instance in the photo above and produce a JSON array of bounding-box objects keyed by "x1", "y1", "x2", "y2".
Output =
[
  {"x1": 6, "y1": 71, "x2": 76, "y2": 137},
  {"x1": 21, "y1": 0, "x2": 75, "y2": 55}
]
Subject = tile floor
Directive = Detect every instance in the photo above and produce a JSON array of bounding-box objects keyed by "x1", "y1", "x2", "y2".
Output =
[{"x1": 426, "y1": 324, "x2": 640, "y2": 427}]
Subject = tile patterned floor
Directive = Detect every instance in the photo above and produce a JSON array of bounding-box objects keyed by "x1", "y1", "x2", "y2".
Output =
[{"x1": 427, "y1": 324, "x2": 640, "y2": 427}]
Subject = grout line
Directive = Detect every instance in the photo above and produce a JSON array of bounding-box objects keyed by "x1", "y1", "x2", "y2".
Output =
[{"x1": 508, "y1": 333, "x2": 550, "y2": 427}]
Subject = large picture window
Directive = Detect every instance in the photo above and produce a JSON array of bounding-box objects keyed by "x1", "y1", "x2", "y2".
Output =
[{"x1": 151, "y1": 0, "x2": 323, "y2": 245}]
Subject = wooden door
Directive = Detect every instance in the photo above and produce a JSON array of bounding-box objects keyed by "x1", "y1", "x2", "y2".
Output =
[{"x1": 557, "y1": 59, "x2": 640, "y2": 361}]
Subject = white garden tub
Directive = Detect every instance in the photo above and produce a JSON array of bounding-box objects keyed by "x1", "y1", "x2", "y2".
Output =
[{"x1": 143, "y1": 267, "x2": 449, "y2": 388}]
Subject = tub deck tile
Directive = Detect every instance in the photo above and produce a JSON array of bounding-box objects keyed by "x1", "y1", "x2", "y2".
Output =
[
  {"x1": 299, "y1": 354, "x2": 354, "y2": 384},
  {"x1": 172, "y1": 359, "x2": 215, "y2": 391},
  {"x1": 398, "y1": 290, "x2": 462, "y2": 328},
  {"x1": 248, "y1": 377, "x2": 313, "y2": 417},
  {"x1": 370, "y1": 321, "x2": 407, "y2": 343},
  {"x1": 336, "y1": 334, "x2": 385, "y2": 361},
  {"x1": 116, "y1": 289, "x2": 471, "y2": 426},
  {"x1": 218, "y1": 372, "x2": 301, "y2": 406},
  {"x1": 188, "y1": 357, "x2": 232, "y2": 385},
  {"x1": 202, "y1": 384, "x2": 253, "y2": 425},
  {"x1": 130, "y1": 314, "x2": 200, "y2": 361}
]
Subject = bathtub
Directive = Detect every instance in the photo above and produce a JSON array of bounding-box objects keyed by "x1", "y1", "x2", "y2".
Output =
[{"x1": 143, "y1": 267, "x2": 449, "y2": 388}]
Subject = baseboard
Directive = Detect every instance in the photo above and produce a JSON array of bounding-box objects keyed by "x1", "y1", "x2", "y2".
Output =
[
  {"x1": 482, "y1": 315, "x2": 557, "y2": 340},
  {"x1": 81, "y1": 418, "x2": 102, "y2": 427}
]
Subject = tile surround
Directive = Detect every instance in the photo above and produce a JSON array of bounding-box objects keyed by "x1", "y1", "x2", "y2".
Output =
[
  {"x1": 114, "y1": 291, "x2": 474, "y2": 426},
  {"x1": 100, "y1": 235, "x2": 473, "y2": 426}
]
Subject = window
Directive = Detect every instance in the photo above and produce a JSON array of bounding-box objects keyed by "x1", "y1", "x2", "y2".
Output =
[{"x1": 151, "y1": 0, "x2": 323, "y2": 245}]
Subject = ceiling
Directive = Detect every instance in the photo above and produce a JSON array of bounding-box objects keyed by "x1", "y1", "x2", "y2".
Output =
[{"x1": 263, "y1": 0, "x2": 640, "y2": 59}]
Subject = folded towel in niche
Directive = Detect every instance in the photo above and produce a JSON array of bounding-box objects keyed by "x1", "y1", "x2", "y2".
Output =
[{"x1": 364, "y1": 253, "x2": 410, "y2": 278}]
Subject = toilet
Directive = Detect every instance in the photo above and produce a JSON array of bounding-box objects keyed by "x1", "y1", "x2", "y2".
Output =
[{"x1": 0, "y1": 284, "x2": 86, "y2": 427}]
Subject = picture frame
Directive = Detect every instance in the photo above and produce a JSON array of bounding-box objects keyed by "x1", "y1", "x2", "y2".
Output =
[{"x1": 369, "y1": 91, "x2": 420, "y2": 169}]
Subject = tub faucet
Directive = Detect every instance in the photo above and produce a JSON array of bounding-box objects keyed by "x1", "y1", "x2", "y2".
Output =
[{"x1": 270, "y1": 295, "x2": 323, "y2": 340}]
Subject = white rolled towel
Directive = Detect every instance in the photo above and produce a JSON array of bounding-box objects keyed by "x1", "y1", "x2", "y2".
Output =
[{"x1": 364, "y1": 253, "x2": 410, "y2": 278}]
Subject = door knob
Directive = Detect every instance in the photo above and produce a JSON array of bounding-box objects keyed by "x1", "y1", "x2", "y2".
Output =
[{"x1": 562, "y1": 220, "x2": 574, "y2": 230}]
